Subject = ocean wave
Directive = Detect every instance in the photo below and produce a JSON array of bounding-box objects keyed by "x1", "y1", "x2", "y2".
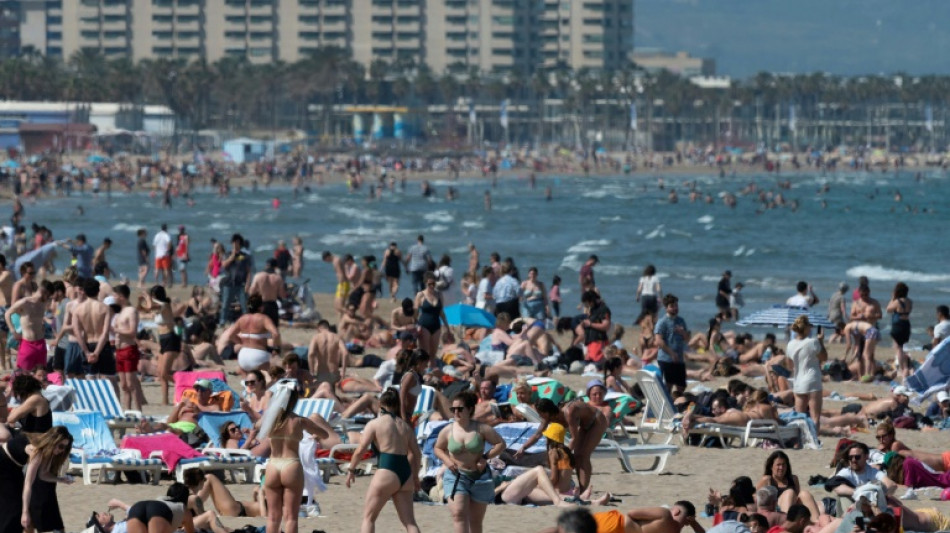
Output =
[
  {"x1": 424, "y1": 210, "x2": 455, "y2": 223},
  {"x1": 598, "y1": 264, "x2": 640, "y2": 276},
  {"x1": 111, "y1": 223, "x2": 142, "y2": 232},
  {"x1": 330, "y1": 205, "x2": 396, "y2": 223},
  {"x1": 462, "y1": 220, "x2": 485, "y2": 229},
  {"x1": 559, "y1": 254, "x2": 583, "y2": 271},
  {"x1": 208, "y1": 222, "x2": 230, "y2": 231},
  {"x1": 644, "y1": 225, "x2": 666, "y2": 240},
  {"x1": 697, "y1": 215, "x2": 714, "y2": 224},
  {"x1": 430, "y1": 225, "x2": 450, "y2": 233},
  {"x1": 846, "y1": 265, "x2": 950, "y2": 283},
  {"x1": 567, "y1": 239, "x2": 610, "y2": 253}
]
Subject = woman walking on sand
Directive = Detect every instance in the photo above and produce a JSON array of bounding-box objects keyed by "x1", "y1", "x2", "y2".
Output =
[
  {"x1": 346, "y1": 389, "x2": 421, "y2": 533},
  {"x1": 886, "y1": 282, "x2": 913, "y2": 378}
]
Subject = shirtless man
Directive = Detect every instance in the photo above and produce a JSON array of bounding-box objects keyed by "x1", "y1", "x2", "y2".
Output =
[
  {"x1": 94, "y1": 261, "x2": 114, "y2": 301},
  {"x1": 859, "y1": 386, "x2": 913, "y2": 419},
  {"x1": 0, "y1": 255, "x2": 14, "y2": 370},
  {"x1": 112, "y1": 284, "x2": 144, "y2": 411},
  {"x1": 12, "y1": 261, "x2": 37, "y2": 303},
  {"x1": 4, "y1": 279, "x2": 52, "y2": 372},
  {"x1": 306, "y1": 319, "x2": 347, "y2": 389},
  {"x1": 322, "y1": 251, "x2": 347, "y2": 316},
  {"x1": 681, "y1": 396, "x2": 750, "y2": 433},
  {"x1": 248, "y1": 257, "x2": 286, "y2": 330},
  {"x1": 563, "y1": 500, "x2": 703, "y2": 533},
  {"x1": 58, "y1": 274, "x2": 88, "y2": 378},
  {"x1": 93, "y1": 238, "x2": 111, "y2": 273},
  {"x1": 72, "y1": 278, "x2": 116, "y2": 380},
  {"x1": 850, "y1": 285, "x2": 883, "y2": 378}
]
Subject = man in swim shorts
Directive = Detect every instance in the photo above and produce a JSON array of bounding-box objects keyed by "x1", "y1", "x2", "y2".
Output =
[
  {"x1": 249, "y1": 258, "x2": 286, "y2": 328},
  {"x1": 322, "y1": 251, "x2": 348, "y2": 317},
  {"x1": 307, "y1": 320, "x2": 346, "y2": 388},
  {"x1": 73, "y1": 278, "x2": 116, "y2": 379},
  {"x1": 152, "y1": 224, "x2": 172, "y2": 286},
  {"x1": 4, "y1": 279, "x2": 52, "y2": 372},
  {"x1": 113, "y1": 284, "x2": 144, "y2": 411}
]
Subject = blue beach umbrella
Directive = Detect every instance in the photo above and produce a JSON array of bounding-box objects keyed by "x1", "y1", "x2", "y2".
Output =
[
  {"x1": 736, "y1": 305, "x2": 835, "y2": 329},
  {"x1": 1, "y1": 160, "x2": 19, "y2": 168},
  {"x1": 87, "y1": 154, "x2": 111, "y2": 163},
  {"x1": 443, "y1": 303, "x2": 495, "y2": 328}
]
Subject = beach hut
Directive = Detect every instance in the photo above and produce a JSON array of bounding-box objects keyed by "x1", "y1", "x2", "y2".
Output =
[{"x1": 222, "y1": 137, "x2": 270, "y2": 163}]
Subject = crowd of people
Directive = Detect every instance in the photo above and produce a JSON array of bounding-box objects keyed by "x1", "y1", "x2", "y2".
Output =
[{"x1": 0, "y1": 171, "x2": 948, "y2": 533}]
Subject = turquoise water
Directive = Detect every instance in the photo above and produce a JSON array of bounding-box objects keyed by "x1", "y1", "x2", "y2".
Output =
[{"x1": 22, "y1": 170, "x2": 949, "y2": 341}]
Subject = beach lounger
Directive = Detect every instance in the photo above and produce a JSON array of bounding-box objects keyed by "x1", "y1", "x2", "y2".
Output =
[
  {"x1": 66, "y1": 378, "x2": 152, "y2": 436},
  {"x1": 122, "y1": 431, "x2": 256, "y2": 483},
  {"x1": 53, "y1": 411, "x2": 163, "y2": 485},
  {"x1": 688, "y1": 419, "x2": 802, "y2": 448},
  {"x1": 632, "y1": 370, "x2": 682, "y2": 444}
]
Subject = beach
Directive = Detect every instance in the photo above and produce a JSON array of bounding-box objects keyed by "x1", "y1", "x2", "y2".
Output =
[{"x1": 46, "y1": 289, "x2": 950, "y2": 533}]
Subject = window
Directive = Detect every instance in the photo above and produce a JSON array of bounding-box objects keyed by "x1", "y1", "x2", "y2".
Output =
[
  {"x1": 326, "y1": 0, "x2": 346, "y2": 6},
  {"x1": 80, "y1": 30, "x2": 99, "y2": 39},
  {"x1": 104, "y1": 14, "x2": 125, "y2": 23},
  {"x1": 396, "y1": 32, "x2": 417, "y2": 41},
  {"x1": 103, "y1": 0, "x2": 125, "y2": 6},
  {"x1": 250, "y1": 16, "x2": 273, "y2": 23},
  {"x1": 582, "y1": 50, "x2": 602, "y2": 58},
  {"x1": 372, "y1": 47, "x2": 393, "y2": 55},
  {"x1": 324, "y1": 31, "x2": 345, "y2": 39},
  {"x1": 178, "y1": 0, "x2": 199, "y2": 6},
  {"x1": 446, "y1": 31, "x2": 466, "y2": 41},
  {"x1": 47, "y1": 46, "x2": 63, "y2": 56},
  {"x1": 225, "y1": 0, "x2": 245, "y2": 6},
  {"x1": 225, "y1": 31, "x2": 245, "y2": 39},
  {"x1": 491, "y1": 16, "x2": 515, "y2": 25},
  {"x1": 298, "y1": 31, "x2": 319, "y2": 40},
  {"x1": 396, "y1": 16, "x2": 419, "y2": 23},
  {"x1": 249, "y1": 31, "x2": 271, "y2": 40},
  {"x1": 372, "y1": 15, "x2": 392, "y2": 24},
  {"x1": 446, "y1": 16, "x2": 466, "y2": 25},
  {"x1": 179, "y1": 47, "x2": 200, "y2": 55},
  {"x1": 324, "y1": 15, "x2": 345, "y2": 23},
  {"x1": 177, "y1": 31, "x2": 200, "y2": 39},
  {"x1": 582, "y1": 34, "x2": 603, "y2": 43},
  {"x1": 47, "y1": 15, "x2": 62, "y2": 24},
  {"x1": 46, "y1": 1, "x2": 62, "y2": 9},
  {"x1": 299, "y1": 0, "x2": 320, "y2": 6},
  {"x1": 372, "y1": 31, "x2": 392, "y2": 40},
  {"x1": 104, "y1": 46, "x2": 127, "y2": 55},
  {"x1": 582, "y1": 2, "x2": 604, "y2": 10},
  {"x1": 225, "y1": 16, "x2": 245, "y2": 23},
  {"x1": 492, "y1": 31, "x2": 514, "y2": 39},
  {"x1": 249, "y1": 47, "x2": 271, "y2": 56},
  {"x1": 46, "y1": 31, "x2": 62, "y2": 41},
  {"x1": 225, "y1": 48, "x2": 245, "y2": 56},
  {"x1": 103, "y1": 31, "x2": 125, "y2": 38},
  {"x1": 249, "y1": 0, "x2": 272, "y2": 6},
  {"x1": 151, "y1": 31, "x2": 172, "y2": 39},
  {"x1": 153, "y1": 46, "x2": 173, "y2": 55},
  {"x1": 81, "y1": 16, "x2": 99, "y2": 24},
  {"x1": 153, "y1": 15, "x2": 173, "y2": 23},
  {"x1": 492, "y1": 48, "x2": 513, "y2": 56},
  {"x1": 447, "y1": 48, "x2": 467, "y2": 58},
  {"x1": 299, "y1": 15, "x2": 320, "y2": 24},
  {"x1": 152, "y1": 0, "x2": 173, "y2": 5},
  {"x1": 178, "y1": 15, "x2": 200, "y2": 23}
]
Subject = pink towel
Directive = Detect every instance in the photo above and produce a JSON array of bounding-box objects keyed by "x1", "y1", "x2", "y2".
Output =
[
  {"x1": 121, "y1": 433, "x2": 203, "y2": 471},
  {"x1": 174, "y1": 371, "x2": 227, "y2": 402}
]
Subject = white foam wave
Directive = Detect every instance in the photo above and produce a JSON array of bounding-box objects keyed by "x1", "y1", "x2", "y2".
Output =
[
  {"x1": 209, "y1": 222, "x2": 230, "y2": 231},
  {"x1": 697, "y1": 215, "x2": 714, "y2": 224},
  {"x1": 430, "y1": 225, "x2": 449, "y2": 233},
  {"x1": 582, "y1": 189, "x2": 610, "y2": 199},
  {"x1": 559, "y1": 254, "x2": 583, "y2": 271},
  {"x1": 303, "y1": 250, "x2": 323, "y2": 261},
  {"x1": 669, "y1": 229, "x2": 692, "y2": 238},
  {"x1": 705, "y1": 224, "x2": 715, "y2": 231},
  {"x1": 423, "y1": 210, "x2": 454, "y2": 223},
  {"x1": 733, "y1": 245, "x2": 745, "y2": 257},
  {"x1": 111, "y1": 223, "x2": 142, "y2": 232},
  {"x1": 846, "y1": 265, "x2": 950, "y2": 284},
  {"x1": 462, "y1": 220, "x2": 484, "y2": 229},
  {"x1": 745, "y1": 248, "x2": 756, "y2": 256},
  {"x1": 597, "y1": 264, "x2": 640, "y2": 276},
  {"x1": 600, "y1": 216, "x2": 622, "y2": 222},
  {"x1": 567, "y1": 239, "x2": 610, "y2": 254},
  {"x1": 645, "y1": 225, "x2": 666, "y2": 240},
  {"x1": 329, "y1": 205, "x2": 396, "y2": 223}
]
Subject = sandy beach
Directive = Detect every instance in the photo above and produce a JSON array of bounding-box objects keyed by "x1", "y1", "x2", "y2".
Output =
[{"x1": 45, "y1": 287, "x2": 950, "y2": 533}]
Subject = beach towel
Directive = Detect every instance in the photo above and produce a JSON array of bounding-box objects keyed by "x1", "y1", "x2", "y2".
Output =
[
  {"x1": 174, "y1": 371, "x2": 228, "y2": 402},
  {"x1": 121, "y1": 433, "x2": 203, "y2": 470},
  {"x1": 299, "y1": 431, "x2": 326, "y2": 504},
  {"x1": 905, "y1": 337, "x2": 950, "y2": 395}
]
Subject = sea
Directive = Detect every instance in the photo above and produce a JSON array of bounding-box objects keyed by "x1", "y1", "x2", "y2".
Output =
[{"x1": 19, "y1": 169, "x2": 950, "y2": 345}]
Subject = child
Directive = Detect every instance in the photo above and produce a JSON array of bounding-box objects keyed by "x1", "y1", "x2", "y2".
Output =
[
  {"x1": 549, "y1": 275, "x2": 562, "y2": 320},
  {"x1": 729, "y1": 282, "x2": 744, "y2": 321}
]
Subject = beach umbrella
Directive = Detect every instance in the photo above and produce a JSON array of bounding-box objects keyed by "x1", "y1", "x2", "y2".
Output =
[
  {"x1": 87, "y1": 154, "x2": 111, "y2": 163},
  {"x1": 736, "y1": 304, "x2": 835, "y2": 328},
  {"x1": 1, "y1": 160, "x2": 19, "y2": 169},
  {"x1": 14, "y1": 241, "x2": 59, "y2": 279},
  {"x1": 443, "y1": 303, "x2": 495, "y2": 328}
]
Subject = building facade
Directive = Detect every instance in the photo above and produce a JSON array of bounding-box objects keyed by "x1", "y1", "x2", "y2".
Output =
[{"x1": 12, "y1": 0, "x2": 633, "y2": 73}]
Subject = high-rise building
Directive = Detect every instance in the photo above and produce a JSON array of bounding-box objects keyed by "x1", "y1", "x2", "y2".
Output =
[{"x1": 13, "y1": 0, "x2": 633, "y2": 73}]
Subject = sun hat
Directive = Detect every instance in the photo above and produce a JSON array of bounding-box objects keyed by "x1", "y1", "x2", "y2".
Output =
[
  {"x1": 543, "y1": 422, "x2": 566, "y2": 444},
  {"x1": 194, "y1": 379, "x2": 213, "y2": 390},
  {"x1": 586, "y1": 379, "x2": 606, "y2": 395}
]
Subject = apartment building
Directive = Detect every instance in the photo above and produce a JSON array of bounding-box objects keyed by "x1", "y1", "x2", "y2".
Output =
[{"x1": 13, "y1": 0, "x2": 633, "y2": 73}]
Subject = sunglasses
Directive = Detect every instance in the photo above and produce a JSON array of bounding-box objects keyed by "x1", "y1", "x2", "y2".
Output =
[
  {"x1": 848, "y1": 454, "x2": 864, "y2": 460},
  {"x1": 449, "y1": 406, "x2": 466, "y2": 413},
  {"x1": 244, "y1": 380, "x2": 258, "y2": 385},
  {"x1": 228, "y1": 426, "x2": 241, "y2": 433},
  {"x1": 875, "y1": 434, "x2": 889, "y2": 440}
]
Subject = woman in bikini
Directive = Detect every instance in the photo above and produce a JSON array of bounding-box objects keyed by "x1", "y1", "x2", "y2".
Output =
[
  {"x1": 755, "y1": 451, "x2": 820, "y2": 518},
  {"x1": 433, "y1": 391, "x2": 505, "y2": 533},
  {"x1": 290, "y1": 236, "x2": 304, "y2": 279},
  {"x1": 414, "y1": 272, "x2": 449, "y2": 365},
  {"x1": 520, "y1": 267, "x2": 549, "y2": 321},
  {"x1": 514, "y1": 397, "x2": 608, "y2": 497},
  {"x1": 220, "y1": 419, "x2": 269, "y2": 457},
  {"x1": 262, "y1": 388, "x2": 328, "y2": 533},
  {"x1": 346, "y1": 389, "x2": 421, "y2": 533},
  {"x1": 138, "y1": 285, "x2": 180, "y2": 405},
  {"x1": 217, "y1": 294, "x2": 280, "y2": 374},
  {"x1": 635, "y1": 311, "x2": 658, "y2": 365}
]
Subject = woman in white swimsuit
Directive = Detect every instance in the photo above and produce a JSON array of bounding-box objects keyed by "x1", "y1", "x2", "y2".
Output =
[{"x1": 218, "y1": 294, "x2": 280, "y2": 373}]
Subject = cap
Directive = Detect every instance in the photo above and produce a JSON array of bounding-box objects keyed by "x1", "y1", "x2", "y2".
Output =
[
  {"x1": 542, "y1": 422, "x2": 566, "y2": 444},
  {"x1": 586, "y1": 379, "x2": 606, "y2": 395},
  {"x1": 839, "y1": 281, "x2": 850, "y2": 291},
  {"x1": 102, "y1": 296, "x2": 117, "y2": 306},
  {"x1": 892, "y1": 385, "x2": 911, "y2": 397},
  {"x1": 194, "y1": 379, "x2": 213, "y2": 390},
  {"x1": 937, "y1": 391, "x2": 950, "y2": 404}
]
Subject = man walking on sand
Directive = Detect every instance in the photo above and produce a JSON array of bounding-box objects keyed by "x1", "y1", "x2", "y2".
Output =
[
  {"x1": 322, "y1": 251, "x2": 347, "y2": 316},
  {"x1": 404, "y1": 234, "x2": 431, "y2": 294}
]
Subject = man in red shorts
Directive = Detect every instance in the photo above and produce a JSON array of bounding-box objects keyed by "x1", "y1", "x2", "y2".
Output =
[{"x1": 111, "y1": 284, "x2": 144, "y2": 411}]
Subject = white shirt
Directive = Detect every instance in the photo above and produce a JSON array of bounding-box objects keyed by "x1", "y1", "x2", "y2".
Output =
[
  {"x1": 935, "y1": 320, "x2": 950, "y2": 341},
  {"x1": 153, "y1": 230, "x2": 171, "y2": 258},
  {"x1": 374, "y1": 359, "x2": 396, "y2": 388},
  {"x1": 475, "y1": 278, "x2": 492, "y2": 309},
  {"x1": 787, "y1": 337, "x2": 822, "y2": 393},
  {"x1": 786, "y1": 294, "x2": 810, "y2": 307},
  {"x1": 639, "y1": 275, "x2": 660, "y2": 296},
  {"x1": 834, "y1": 465, "x2": 886, "y2": 486}
]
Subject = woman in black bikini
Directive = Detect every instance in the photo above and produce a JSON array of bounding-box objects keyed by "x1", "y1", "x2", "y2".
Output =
[
  {"x1": 346, "y1": 389, "x2": 421, "y2": 533},
  {"x1": 414, "y1": 272, "x2": 449, "y2": 367},
  {"x1": 886, "y1": 282, "x2": 913, "y2": 378},
  {"x1": 754, "y1": 451, "x2": 820, "y2": 518},
  {"x1": 513, "y1": 397, "x2": 608, "y2": 497}
]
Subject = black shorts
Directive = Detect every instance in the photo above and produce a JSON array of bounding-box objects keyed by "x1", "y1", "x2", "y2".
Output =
[
  {"x1": 658, "y1": 360, "x2": 687, "y2": 390},
  {"x1": 85, "y1": 342, "x2": 116, "y2": 376},
  {"x1": 127, "y1": 501, "x2": 173, "y2": 524},
  {"x1": 262, "y1": 300, "x2": 280, "y2": 327},
  {"x1": 159, "y1": 332, "x2": 182, "y2": 353},
  {"x1": 52, "y1": 345, "x2": 66, "y2": 372}
]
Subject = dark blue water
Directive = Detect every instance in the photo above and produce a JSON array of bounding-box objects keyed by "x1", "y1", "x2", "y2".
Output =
[{"x1": 20, "y1": 170, "x2": 950, "y2": 343}]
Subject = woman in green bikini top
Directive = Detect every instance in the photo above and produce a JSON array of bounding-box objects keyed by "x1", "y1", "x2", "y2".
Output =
[{"x1": 346, "y1": 389, "x2": 422, "y2": 533}]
